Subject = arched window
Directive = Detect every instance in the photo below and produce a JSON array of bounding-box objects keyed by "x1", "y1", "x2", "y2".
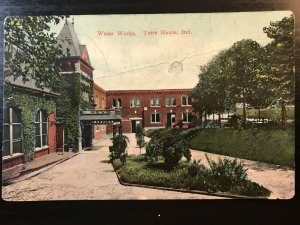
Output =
[
  {"x1": 166, "y1": 97, "x2": 171, "y2": 106},
  {"x1": 150, "y1": 97, "x2": 154, "y2": 106},
  {"x1": 3, "y1": 108, "x2": 23, "y2": 156},
  {"x1": 155, "y1": 97, "x2": 160, "y2": 106},
  {"x1": 171, "y1": 97, "x2": 176, "y2": 106},
  {"x1": 188, "y1": 96, "x2": 192, "y2": 105},
  {"x1": 136, "y1": 98, "x2": 140, "y2": 107},
  {"x1": 117, "y1": 98, "x2": 122, "y2": 107},
  {"x1": 131, "y1": 97, "x2": 141, "y2": 107},
  {"x1": 182, "y1": 96, "x2": 187, "y2": 105},
  {"x1": 112, "y1": 98, "x2": 117, "y2": 108},
  {"x1": 35, "y1": 110, "x2": 48, "y2": 148}
]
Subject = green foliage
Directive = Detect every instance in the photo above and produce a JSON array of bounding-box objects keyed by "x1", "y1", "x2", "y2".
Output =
[
  {"x1": 4, "y1": 16, "x2": 66, "y2": 89},
  {"x1": 135, "y1": 126, "x2": 146, "y2": 153},
  {"x1": 109, "y1": 135, "x2": 129, "y2": 164},
  {"x1": 228, "y1": 114, "x2": 242, "y2": 128},
  {"x1": 145, "y1": 129, "x2": 191, "y2": 169},
  {"x1": 190, "y1": 128, "x2": 294, "y2": 167},
  {"x1": 191, "y1": 15, "x2": 294, "y2": 130},
  {"x1": 187, "y1": 159, "x2": 205, "y2": 177},
  {"x1": 56, "y1": 74, "x2": 81, "y2": 148},
  {"x1": 205, "y1": 154, "x2": 248, "y2": 181},
  {"x1": 5, "y1": 88, "x2": 56, "y2": 160},
  {"x1": 113, "y1": 155, "x2": 271, "y2": 197}
]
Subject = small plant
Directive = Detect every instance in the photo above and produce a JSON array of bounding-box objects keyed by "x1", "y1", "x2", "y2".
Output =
[
  {"x1": 135, "y1": 125, "x2": 146, "y2": 154},
  {"x1": 109, "y1": 134, "x2": 129, "y2": 163},
  {"x1": 205, "y1": 154, "x2": 248, "y2": 191},
  {"x1": 187, "y1": 159, "x2": 205, "y2": 177}
]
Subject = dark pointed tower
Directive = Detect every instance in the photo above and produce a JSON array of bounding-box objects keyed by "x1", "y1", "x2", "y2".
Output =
[{"x1": 56, "y1": 19, "x2": 94, "y2": 151}]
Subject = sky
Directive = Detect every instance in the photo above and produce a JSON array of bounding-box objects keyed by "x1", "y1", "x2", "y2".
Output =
[{"x1": 51, "y1": 11, "x2": 292, "y2": 90}]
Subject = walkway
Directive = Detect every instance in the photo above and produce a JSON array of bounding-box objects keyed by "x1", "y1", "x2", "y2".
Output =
[{"x1": 2, "y1": 135, "x2": 225, "y2": 201}]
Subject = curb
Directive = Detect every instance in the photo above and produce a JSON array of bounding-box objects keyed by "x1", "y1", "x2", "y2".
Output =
[
  {"x1": 3, "y1": 153, "x2": 80, "y2": 185},
  {"x1": 111, "y1": 163, "x2": 271, "y2": 200}
]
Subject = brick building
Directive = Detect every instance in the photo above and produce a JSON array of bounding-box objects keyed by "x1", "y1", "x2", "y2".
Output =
[
  {"x1": 106, "y1": 89, "x2": 193, "y2": 133},
  {"x1": 56, "y1": 19, "x2": 95, "y2": 150},
  {"x1": 3, "y1": 65, "x2": 59, "y2": 179},
  {"x1": 93, "y1": 83, "x2": 107, "y2": 138}
]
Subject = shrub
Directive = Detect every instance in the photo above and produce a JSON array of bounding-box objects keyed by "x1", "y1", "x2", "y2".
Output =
[
  {"x1": 187, "y1": 159, "x2": 205, "y2": 177},
  {"x1": 205, "y1": 154, "x2": 248, "y2": 191},
  {"x1": 109, "y1": 135, "x2": 129, "y2": 164},
  {"x1": 145, "y1": 129, "x2": 191, "y2": 169}
]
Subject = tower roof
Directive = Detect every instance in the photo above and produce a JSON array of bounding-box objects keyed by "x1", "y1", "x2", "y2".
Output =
[{"x1": 57, "y1": 19, "x2": 92, "y2": 66}]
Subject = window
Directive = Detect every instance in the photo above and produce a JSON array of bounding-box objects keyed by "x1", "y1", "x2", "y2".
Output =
[
  {"x1": 95, "y1": 98, "x2": 100, "y2": 107},
  {"x1": 35, "y1": 110, "x2": 48, "y2": 148},
  {"x1": 182, "y1": 95, "x2": 191, "y2": 106},
  {"x1": 166, "y1": 97, "x2": 171, "y2": 106},
  {"x1": 3, "y1": 108, "x2": 23, "y2": 156},
  {"x1": 112, "y1": 98, "x2": 122, "y2": 108},
  {"x1": 151, "y1": 110, "x2": 160, "y2": 123},
  {"x1": 182, "y1": 112, "x2": 192, "y2": 122},
  {"x1": 171, "y1": 97, "x2": 176, "y2": 106},
  {"x1": 130, "y1": 97, "x2": 141, "y2": 107},
  {"x1": 151, "y1": 97, "x2": 160, "y2": 106},
  {"x1": 167, "y1": 97, "x2": 176, "y2": 106}
]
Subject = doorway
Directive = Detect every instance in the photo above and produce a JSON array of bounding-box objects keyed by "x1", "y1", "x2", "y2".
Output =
[
  {"x1": 167, "y1": 113, "x2": 176, "y2": 127},
  {"x1": 131, "y1": 120, "x2": 141, "y2": 133}
]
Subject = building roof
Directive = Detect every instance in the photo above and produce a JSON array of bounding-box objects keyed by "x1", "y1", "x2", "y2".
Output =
[
  {"x1": 5, "y1": 75, "x2": 60, "y2": 96},
  {"x1": 57, "y1": 19, "x2": 92, "y2": 66},
  {"x1": 94, "y1": 82, "x2": 106, "y2": 93}
]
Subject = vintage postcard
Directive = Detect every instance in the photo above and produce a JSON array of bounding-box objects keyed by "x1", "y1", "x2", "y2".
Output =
[{"x1": 2, "y1": 12, "x2": 295, "y2": 200}]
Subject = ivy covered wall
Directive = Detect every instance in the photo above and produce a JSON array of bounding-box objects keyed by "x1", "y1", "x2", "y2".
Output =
[
  {"x1": 56, "y1": 72, "x2": 94, "y2": 149},
  {"x1": 4, "y1": 86, "x2": 57, "y2": 161}
]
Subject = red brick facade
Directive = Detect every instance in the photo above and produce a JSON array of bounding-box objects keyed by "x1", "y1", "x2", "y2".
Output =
[
  {"x1": 93, "y1": 83, "x2": 107, "y2": 138},
  {"x1": 106, "y1": 89, "x2": 193, "y2": 133}
]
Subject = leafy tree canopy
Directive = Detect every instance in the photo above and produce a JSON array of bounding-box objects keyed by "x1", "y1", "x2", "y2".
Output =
[{"x1": 4, "y1": 16, "x2": 66, "y2": 89}]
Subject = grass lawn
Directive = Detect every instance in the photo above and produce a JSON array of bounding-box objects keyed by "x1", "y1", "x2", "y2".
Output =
[
  {"x1": 189, "y1": 128, "x2": 294, "y2": 167},
  {"x1": 113, "y1": 155, "x2": 271, "y2": 197}
]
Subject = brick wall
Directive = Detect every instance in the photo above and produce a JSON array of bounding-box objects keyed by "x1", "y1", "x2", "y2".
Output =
[{"x1": 48, "y1": 113, "x2": 56, "y2": 153}]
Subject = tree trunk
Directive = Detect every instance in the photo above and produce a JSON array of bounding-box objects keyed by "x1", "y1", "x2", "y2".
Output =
[
  {"x1": 204, "y1": 109, "x2": 207, "y2": 127},
  {"x1": 258, "y1": 108, "x2": 261, "y2": 122},
  {"x1": 212, "y1": 109, "x2": 215, "y2": 128},
  {"x1": 198, "y1": 110, "x2": 202, "y2": 127},
  {"x1": 242, "y1": 90, "x2": 246, "y2": 129},
  {"x1": 281, "y1": 104, "x2": 287, "y2": 130},
  {"x1": 218, "y1": 112, "x2": 221, "y2": 127}
]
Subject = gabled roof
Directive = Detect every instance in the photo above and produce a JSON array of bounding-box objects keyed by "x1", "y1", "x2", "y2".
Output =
[{"x1": 57, "y1": 19, "x2": 92, "y2": 66}]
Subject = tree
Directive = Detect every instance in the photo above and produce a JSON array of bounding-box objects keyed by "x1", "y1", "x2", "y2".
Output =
[
  {"x1": 4, "y1": 16, "x2": 65, "y2": 89},
  {"x1": 135, "y1": 125, "x2": 146, "y2": 154},
  {"x1": 263, "y1": 15, "x2": 294, "y2": 129},
  {"x1": 225, "y1": 39, "x2": 263, "y2": 128}
]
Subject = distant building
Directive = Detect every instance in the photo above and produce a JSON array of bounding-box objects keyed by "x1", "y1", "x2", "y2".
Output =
[
  {"x1": 93, "y1": 83, "x2": 107, "y2": 138},
  {"x1": 106, "y1": 89, "x2": 193, "y2": 133}
]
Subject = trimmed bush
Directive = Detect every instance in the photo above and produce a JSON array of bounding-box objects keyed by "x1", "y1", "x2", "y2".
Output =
[
  {"x1": 145, "y1": 129, "x2": 191, "y2": 169},
  {"x1": 109, "y1": 135, "x2": 129, "y2": 164}
]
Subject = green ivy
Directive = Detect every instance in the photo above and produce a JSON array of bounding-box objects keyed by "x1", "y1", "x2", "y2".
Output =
[
  {"x1": 56, "y1": 73, "x2": 94, "y2": 149},
  {"x1": 5, "y1": 86, "x2": 56, "y2": 161}
]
